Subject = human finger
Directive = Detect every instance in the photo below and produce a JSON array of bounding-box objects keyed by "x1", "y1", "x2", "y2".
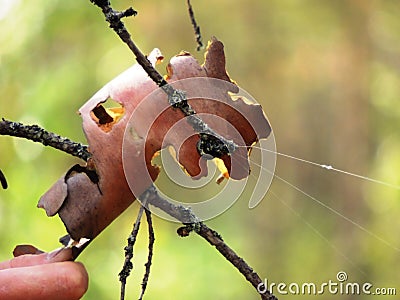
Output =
[
  {"x1": 0, "y1": 261, "x2": 88, "y2": 300},
  {"x1": 0, "y1": 247, "x2": 73, "y2": 270}
]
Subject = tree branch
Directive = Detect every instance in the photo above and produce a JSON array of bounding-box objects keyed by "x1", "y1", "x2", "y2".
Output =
[
  {"x1": 187, "y1": 0, "x2": 203, "y2": 51},
  {"x1": 89, "y1": 0, "x2": 237, "y2": 159},
  {"x1": 0, "y1": 118, "x2": 276, "y2": 298},
  {"x1": 1, "y1": 1, "x2": 276, "y2": 298},
  {"x1": 142, "y1": 186, "x2": 277, "y2": 300},
  {"x1": 119, "y1": 204, "x2": 146, "y2": 300},
  {"x1": 0, "y1": 169, "x2": 7, "y2": 189},
  {"x1": 0, "y1": 118, "x2": 91, "y2": 162},
  {"x1": 90, "y1": 0, "x2": 166, "y2": 87},
  {"x1": 196, "y1": 225, "x2": 275, "y2": 300},
  {"x1": 139, "y1": 207, "x2": 154, "y2": 300}
]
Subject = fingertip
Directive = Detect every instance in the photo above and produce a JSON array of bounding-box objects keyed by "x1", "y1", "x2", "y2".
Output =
[
  {"x1": 3, "y1": 247, "x2": 73, "y2": 269},
  {"x1": 0, "y1": 261, "x2": 89, "y2": 300},
  {"x1": 70, "y1": 262, "x2": 89, "y2": 298},
  {"x1": 45, "y1": 247, "x2": 73, "y2": 263},
  {"x1": 59, "y1": 261, "x2": 89, "y2": 299}
]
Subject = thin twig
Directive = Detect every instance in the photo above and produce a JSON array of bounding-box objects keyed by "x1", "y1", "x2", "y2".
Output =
[
  {"x1": 196, "y1": 224, "x2": 276, "y2": 300},
  {"x1": 0, "y1": 1, "x2": 276, "y2": 298},
  {"x1": 0, "y1": 118, "x2": 91, "y2": 162},
  {"x1": 0, "y1": 116, "x2": 276, "y2": 299},
  {"x1": 89, "y1": 0, "x2": 237, "y2": 159},
  {"x1": 139, "y1": 209, "x2": 154, "y2": 300},
  {"x1": 119, "y1": 204, "x2": 146, "y2": 300},
  {"x1": 144, "y1": 185, "x2": 277, "y2": 300},
  {"x1": 90, "y1": 0, "x2": 166, "y2": 87},
  {"x1": 186, "y1": 0, "x2": 203, "y2": 51},
  {"x1": 0, "y1": 169, "x2": 7, "y2": 189}
]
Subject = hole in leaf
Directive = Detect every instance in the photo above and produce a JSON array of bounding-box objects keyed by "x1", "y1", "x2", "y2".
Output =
[
  {"x1": 92, "y1": 106, "x2": 114, "y2": 125},
  {"x1": 90, "y1": 97, "x2": 125, "y2": 132}
]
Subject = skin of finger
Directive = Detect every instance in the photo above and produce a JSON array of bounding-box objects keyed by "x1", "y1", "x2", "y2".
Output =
[
  {"x1": 0, "y1": 261, "x2": 88, "y2": 300},
  {"x1": 0, "y1": 248, "x2": 73, "y2": 270}
]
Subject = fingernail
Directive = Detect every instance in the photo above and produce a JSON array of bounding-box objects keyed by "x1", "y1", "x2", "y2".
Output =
[
  {"x1": 46, "y1": 247, "x2": 64, "y2": 260},
  {"x1": 46, "y1": 247, "x2": 73, "y2": 262}
]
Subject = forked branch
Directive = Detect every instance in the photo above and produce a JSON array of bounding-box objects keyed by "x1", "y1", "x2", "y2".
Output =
[
  {"x1": 0, "y1": 0, "x2": 277, "y2": 298},
  {"x1": 0, "y1": 119, "x2": 276, "y2": 299},
  {"x1": 89, "y1": 0, "x2": 238, "y2": 160}
]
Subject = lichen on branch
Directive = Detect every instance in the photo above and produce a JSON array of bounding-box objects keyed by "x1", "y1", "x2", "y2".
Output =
[
  {"x1": 89, "y1": 0, "x2": 237, "y2": 160},
  {"x1": 0, "y1": 118, "x2": 91, "y2": 161}
]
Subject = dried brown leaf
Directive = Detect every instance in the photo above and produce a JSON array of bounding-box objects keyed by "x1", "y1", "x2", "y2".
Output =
[{"x1": 38, "y1": 38, "x2": 271, "y2": 241}]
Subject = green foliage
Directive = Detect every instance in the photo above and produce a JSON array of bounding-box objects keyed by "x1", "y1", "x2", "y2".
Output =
[{"x1": 1, "y1": 1, "x2": 399, "y2": 299}]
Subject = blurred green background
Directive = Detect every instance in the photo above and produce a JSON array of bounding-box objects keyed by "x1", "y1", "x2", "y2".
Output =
[{"x1": 1, "y1": 0, "x2": 399, "y2": 299}]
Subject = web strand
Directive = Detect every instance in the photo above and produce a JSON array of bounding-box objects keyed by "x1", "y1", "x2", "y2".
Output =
[
  {"x1": 272, "y1": 173, "x2": 400, "y2": 252},
  {"x1": 234, "y1": 145, "x2": 400, "y2": 252},
  {"x1": 269, "y1": 190, "x2": 367, "y2": 276},
  {"x1": 242, "y1": 145, "x2": 400, "y2": 190}
]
